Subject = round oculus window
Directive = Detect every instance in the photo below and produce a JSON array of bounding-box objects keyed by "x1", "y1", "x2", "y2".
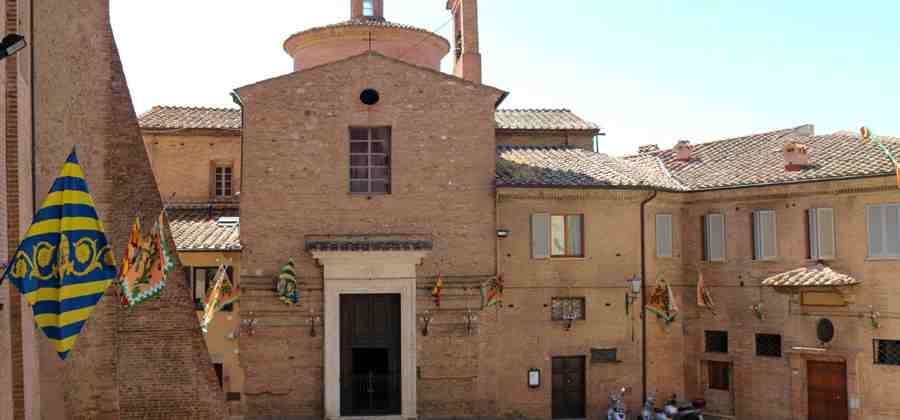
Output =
[{"x1": 360, "y1": 89, "x2": 380, "y2": 106}]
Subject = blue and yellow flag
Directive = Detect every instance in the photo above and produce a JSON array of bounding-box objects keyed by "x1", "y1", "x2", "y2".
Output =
[{"x1": 1, "y1": 149, "x2": 117, "y2": 360}]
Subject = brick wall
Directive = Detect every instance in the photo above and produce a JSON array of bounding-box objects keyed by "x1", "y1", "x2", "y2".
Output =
[
  {"x1": 237, "y1": 52, "x2": 502, "y2": 418},
  {"x1": 142, "y1": 131, "x2": 242, "y2": 203}
]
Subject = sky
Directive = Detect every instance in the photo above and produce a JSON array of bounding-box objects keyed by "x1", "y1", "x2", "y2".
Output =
[{"x1": 110, "y1": 1, "x2": 900, "y2": 155}]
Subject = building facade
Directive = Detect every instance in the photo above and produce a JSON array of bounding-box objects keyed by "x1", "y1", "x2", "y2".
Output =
[{"x1": 136, "y1": 1, "x2": 900, "y2": 419}]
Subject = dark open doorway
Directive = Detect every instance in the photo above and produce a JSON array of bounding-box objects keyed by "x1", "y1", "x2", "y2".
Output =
[{"x1": 340, "y1": 294, "x2": 402, "y2": 416}]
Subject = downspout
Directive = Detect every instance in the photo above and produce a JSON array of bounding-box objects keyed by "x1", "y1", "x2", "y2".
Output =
[
  {"x1": 229, "y1": 91, "x2": 244, "y2": 197},
  {"x1": 30, "y1": 0, "x2": 36, "y2": 213},
  {"x1": 639, "y1": 189, "x2": 658, "y2": 404}
]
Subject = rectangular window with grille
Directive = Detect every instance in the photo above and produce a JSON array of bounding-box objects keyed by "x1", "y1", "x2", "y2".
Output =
[
  {"x1": 756, "y1": 333, "x2": 782, "y2": 357},
  {"x1": 551, "y1": 297, "x2": 586, "y2": 321},
  {"x1": 874, "y1": 339, "x2": 900, "y2": 365},
  {"x1": 707, "y1": 361, "x2": 731, "y2": 390},
  {"x1": 349, "y1": 127, "x2": 391, "y2": 194},
  {"x1": 705, "y1": 330, "x2": 728, "y2": 353},
  {"x1": 214, "y1": 165, "x2": 233, "y2": 197},
  {"x1": 362, "y1": 0, "x2": 374, "y2": 16}
]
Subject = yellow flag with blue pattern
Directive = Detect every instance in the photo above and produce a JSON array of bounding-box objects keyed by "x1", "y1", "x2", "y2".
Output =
[{"x1": 1, "y1": 149, "x2": 117, "y2": 360}]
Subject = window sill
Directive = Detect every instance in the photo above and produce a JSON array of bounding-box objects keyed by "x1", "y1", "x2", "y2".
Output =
[
  {"x1": 866, "y1": 256, "x2": 900, "y2": 262},
  {"x1": 536, "y1": 257, "x2": 588, "y2": 261}
]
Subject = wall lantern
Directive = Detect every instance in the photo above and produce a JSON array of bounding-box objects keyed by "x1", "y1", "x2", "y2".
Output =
[
  {"x1": 464, "y1": 307, "x2": 478, "y2": 336},
  {"x1": 528, "y1": 368, "x2": 541, "y2": 388},
  {"x1": 420, "y1": 310, "x2": 433, "y2": 336},
  {"x1": 625, "y1": 275, "x2": 642, "y2": 315},
  {"x1": 308, "y1": 310, "x2": 322, "y2": 337},
  {"x1": 496, "y1": 229, "x2": 510, "y2": 238},
  {"x1": 0, "y1": 34, "x2": 26, "y2": 60}
]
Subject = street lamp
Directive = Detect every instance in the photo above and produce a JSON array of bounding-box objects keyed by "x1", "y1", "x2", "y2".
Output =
[{"x1": 0, "y1": 34, "x2": 26, "y2": 60}]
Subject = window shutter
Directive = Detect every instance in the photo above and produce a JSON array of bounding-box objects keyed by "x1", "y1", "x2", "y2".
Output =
[
  {"x1": 566, "y1": 215, "x2": 583, "y2": 257},
  {"x1": 815, "y1": 208, "x2": 836, "y2": 260},
  {"x1": 656, "y1": 214, "x2": 673, "y2": 257},
  {"x1": 808, "y1": 210, "x2": 818, "y2": 259},
  {"x1": 887, "y1": 205, "x2": 900, "y2": 256},
  {"x1": 754, "y1": 210, "x2": 777, "y2": 260},
  {"x1": 868, "y1": 206, "x2": 884, "y2": 257},
  {"x1": 705, "y1": 214, "x2": 725, "y2": 262},
  {"x1": 532, "y1": 213, "x2": 550, "y2": 259}
]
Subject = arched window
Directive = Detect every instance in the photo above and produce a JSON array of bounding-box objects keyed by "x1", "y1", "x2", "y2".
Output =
[{"x1": 362, "y1": 0, "x2": 375, "y2": 17}]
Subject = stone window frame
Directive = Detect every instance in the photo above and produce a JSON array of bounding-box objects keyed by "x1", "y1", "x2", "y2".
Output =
[{"x1": 866, "y1": 204, "x2": 900, "y2": 260}]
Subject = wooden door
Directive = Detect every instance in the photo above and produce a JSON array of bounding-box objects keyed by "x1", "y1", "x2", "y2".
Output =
[
  {"x1": 340, "y1": 294, "x2": 402, "y2": 416},
  {"x1": 808, "y1": 361, "x2": 848, "y2": 420},
  {"x1": 552, "y1": 356, "x2": 586, "y2": 419}
]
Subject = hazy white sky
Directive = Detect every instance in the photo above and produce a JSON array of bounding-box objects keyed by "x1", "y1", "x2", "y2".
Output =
[{"x1": 111, "y1": 1, "x2": 900, "y2": 155}]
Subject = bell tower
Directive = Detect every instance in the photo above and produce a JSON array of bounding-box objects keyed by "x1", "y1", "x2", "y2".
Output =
[
  {"x1": 448, "y1": 0, "x2": 482, "y2": 84},
  {"x1": 352, "y1": 0, "x2": 384, "y2": 20}
]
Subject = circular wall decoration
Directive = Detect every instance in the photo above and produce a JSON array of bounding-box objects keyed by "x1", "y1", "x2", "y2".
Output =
[
  {"x1": 817, "y1": 318, "x2": 835, "y2": 344},
  {"x1": 360, "y1": 89, "x2": 380, "y2": 106}
]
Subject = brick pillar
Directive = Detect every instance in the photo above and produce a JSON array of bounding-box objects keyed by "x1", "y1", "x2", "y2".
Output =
[
  {"x1": 448, "y1": 0, "x2": 482, "y2": 84},
  {"x1": 3, "y1": 0, "x2": 26, "y2": 417}
]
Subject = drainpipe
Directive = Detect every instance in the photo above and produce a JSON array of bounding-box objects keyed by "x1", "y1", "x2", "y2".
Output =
[
  {"x1": 640, "y1": 189, "x2": 657, "y2": 404},
  {"x1": 229, "y1": 91, "x2": 244, "y2": 198}
]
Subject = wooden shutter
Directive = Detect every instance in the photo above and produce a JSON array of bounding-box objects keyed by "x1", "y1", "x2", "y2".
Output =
[
  {"x1": 705, "y1": 214, "x2": 725, "y2": 262},
  {"x1": 815, "y1": 208, "x2": 836, "y2": 260},
  {"x1": 532, "y1": 213, "x2": 550, "y2": 259},
  {"x1": 868, "y1": 206, "x2": 884, "y2": 257},
  {"x1": 754, "y1": 210, "x2": 777, "y2": 260},
  {"x1": 656, "y1": 214, "x2": 673, "y2": 257},
  {"x1": 887, "y1": 205, "x2": 900, "y2": 256}
]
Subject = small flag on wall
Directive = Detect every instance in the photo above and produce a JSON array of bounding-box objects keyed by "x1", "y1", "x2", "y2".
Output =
[
  {"x1": 431, "y1": 274, "x2": 444, "y2": 307},
  {"x1": 201, "y1": 263, "x2": 237, "y2": 330},
  {"x1": 696, "y1": 270, "x2": 716, "y2": 316},
  {"x1": 118, "y1": 212, "x2": 175, "y2": 307},
  {"x1": 276, "y1": 259, "x2": 299, "y2": 305},
  {"x1": 480, "y1": 275, "x2": 504, "y2": 309},
  {"x1": 646, "y1": 278, "x2": 679, "y2": 325},
  {"x1": 0, "y1": 149, "x2": 118, "y2": 360}
]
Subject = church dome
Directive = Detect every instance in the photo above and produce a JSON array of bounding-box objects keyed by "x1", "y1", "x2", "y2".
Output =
[{"x1": 283, "y1": 16, "x2": 450, "y2": 72}]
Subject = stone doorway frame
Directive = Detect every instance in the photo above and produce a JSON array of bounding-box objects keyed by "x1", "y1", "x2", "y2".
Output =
[
  {"x1": 312, "y1": 250, "x2": 428, "y2": 420},
  {"x1": 788, "y1": 349, "x2": 859, "y2": 420}
]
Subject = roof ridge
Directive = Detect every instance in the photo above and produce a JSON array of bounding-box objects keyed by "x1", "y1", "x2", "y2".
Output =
[
  {"x1": 150, "y1": 105, "x2": 240, "y2": 112},
  {"x1": 497, "y1": 108, "x2": 572, "y2": 113}
]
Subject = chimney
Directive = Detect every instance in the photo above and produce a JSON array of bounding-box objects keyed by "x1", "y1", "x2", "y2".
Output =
[
  {"x1": 783, "y1": 141, "x2": 810, "y2": 171},
  {"x1": 673, "y1": 140, "x2": 693, "y2": 161},
  {"x1": 638, "y1": 144, "x2": 660, "y2": 155},
  {"x1": 352, "y1": 0, "x2": 384, "y2": 20},
  {"x1": 447, "y1": 0, "x2": 482, "y2": 84}
]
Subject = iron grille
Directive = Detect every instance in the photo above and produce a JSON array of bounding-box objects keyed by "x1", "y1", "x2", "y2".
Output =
[
  {"x1": 705, "y1": 330, "x2": 728, "y2": 353},
  {"x1": 875, "y1": 339, "x2": 900, "y2": 365},
  {"x1": 551, "y1": 297, "x2": 586, "y2": 321},
  {"x1": 756, "y1": 334, "x2": 782, "y2": 357}
]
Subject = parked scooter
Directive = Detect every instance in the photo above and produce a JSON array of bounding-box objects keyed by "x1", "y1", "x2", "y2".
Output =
[
  {"x1": 640, "y1": 393, "x2": 705, "y2": 420},
  {"x1": 605, "y1": 386, "x2": 630, "y2": 420}
]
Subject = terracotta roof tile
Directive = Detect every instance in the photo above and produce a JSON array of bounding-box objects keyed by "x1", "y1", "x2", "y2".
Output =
[
  {"x1": 139, "y1": 106, "x2": 241, "y2": 131},
  {"x1": 496, "y1": 145, "x2": 682, "y2": 190},
  {"x1": 628, "y1": 126, "x2": 900, "y2": 190},
  {"x1": 167, "y1": 205, "x2": 241, "y2": 251},
  {"x1": 495, "y1": 109, "x2": 601, "y2": 131},
  {"x1": 139, "y1": 106, "x2": 602, "y2": 133},
  {"x1": 289, "y1": 17, "x2": 438, "y2": 37},
  {"x1": 761, "y1": 264, "x2": 860, "y2": 288}
]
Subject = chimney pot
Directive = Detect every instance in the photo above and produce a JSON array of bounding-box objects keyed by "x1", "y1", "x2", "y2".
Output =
[
  {"x1": 638, "y1": 144, "x2": 660, "y2": 155},
  {"x1": 783, "y1": 141, "x2": 810, "y2": 171},
  {"x1": 674, "y1": 140, "x2": 693, "y2": 161}
]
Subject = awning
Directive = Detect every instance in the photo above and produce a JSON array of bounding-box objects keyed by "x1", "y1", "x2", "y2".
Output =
[{"x1": 761, "y1": 264, "x2": 860, "y2": 288}]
